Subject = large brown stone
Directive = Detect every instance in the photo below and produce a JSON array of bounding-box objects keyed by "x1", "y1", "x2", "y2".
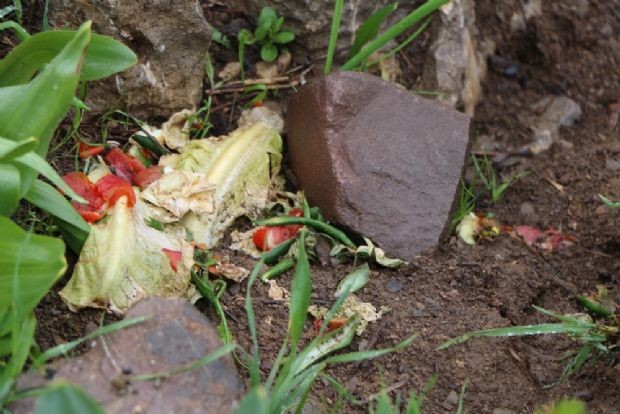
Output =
[
  {"x1": 12, "y1": 298, "x2": 243, "y2": 414},
  {"x1": 49, "y1": 0, "x2": 211, "y2": 119},
  {"x1": 286, "y1": 72, "x2": 471, "y2": 260}
]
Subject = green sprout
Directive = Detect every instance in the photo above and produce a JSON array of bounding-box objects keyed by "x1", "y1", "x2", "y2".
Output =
[{"x1": 238, "y1": 7, "x2": 295, "y2": 64}]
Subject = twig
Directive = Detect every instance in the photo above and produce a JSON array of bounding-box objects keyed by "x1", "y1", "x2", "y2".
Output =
[{"x1": 363, "y1": 377, "x2": 409, "y2": 403}]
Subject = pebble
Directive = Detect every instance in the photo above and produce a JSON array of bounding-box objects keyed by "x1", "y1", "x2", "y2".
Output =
[
  {"x1": 386, "y1": 278, "x2": 404, "y2": 293},
  {"x1": 493, "y1": 409, "x2": 517, "y2": 414},
  {"x1": 445, "y1": 390, "x2": 459, "y2": 407},
  {"x1": 606, "y1": 158, "x2": 620, "y2": 171},
  {"x1": 519, "y1": 202, "x2": 536, "y2": 218}
]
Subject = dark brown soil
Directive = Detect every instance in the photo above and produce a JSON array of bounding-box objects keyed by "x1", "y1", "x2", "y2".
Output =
[{"x1": 30, "y1": 0, "x2": 620, "y2": 413}]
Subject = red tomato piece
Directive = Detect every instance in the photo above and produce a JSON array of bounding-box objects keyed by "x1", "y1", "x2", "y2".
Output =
[
  {"x1": 95, "y1": 174, "x2": 136, "y2": 207},
  {"x1": 133, "y1": 166, "x2": 163, "y2": 189},
  {"x1": 162, "y1": 248, "x2": 182, "y2": 272},
  {"x1": 79, "y1": 142, "x2": 105, "y2": 159},
  {"x1": 105, "y1": 148, "x2": 146, "y2": 183},
  {"x1": 252, "y1": 209, "x2": 305, "y2": 251},
  {"x1": 62, "y1": 172, "x2": 106, "y2": 223}
]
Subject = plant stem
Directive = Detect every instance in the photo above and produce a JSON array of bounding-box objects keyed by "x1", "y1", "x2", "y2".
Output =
[{"x1": 324, "y1": 0, "x2": 344, "y2": 74}]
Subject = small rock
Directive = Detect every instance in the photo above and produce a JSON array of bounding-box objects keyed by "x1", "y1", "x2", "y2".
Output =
[
  {"x1": 493, "y1": 409, "x2": 517, "y2": 414},
  {"x1": 386, "y1": 279, "x2": 404, "y2": 293},
  {"x1": 519, "y1": 202, "x2": 536, "y2": 218},
  {"x1": 606, "y1": 158, "x2": 620, "y2": 171},
  {"x1": 526, "y1": 96, "x2": 582, "y2": 154},
  {"x1": 49, "y1": 0, "x2": 212, "y2": 119},
  {"x1": 12, "y1": 298, "x2": 243, "y2": 414},
  {"x1": 445, "y1": 390, "x2": 459, "y2": 406},
  {"x1": 286, "y1": 72, "x2": 471, "y2": 261}
]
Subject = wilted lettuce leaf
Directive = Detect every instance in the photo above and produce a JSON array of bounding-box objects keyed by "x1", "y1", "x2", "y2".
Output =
[
  {"x1": 59, "y1": 195, "x2": 194, "y2": 314},
  {"x1": 145, "y1": 122, "x2": 282, "y2": 247}
]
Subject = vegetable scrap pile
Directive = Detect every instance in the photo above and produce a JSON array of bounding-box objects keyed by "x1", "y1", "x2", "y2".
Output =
[
  {"x1": 59, "y1": 107, "x2": 284, "y2": 313},
  {"x1": 58, "y1": 105, "x2": 405, "y2": 334}
]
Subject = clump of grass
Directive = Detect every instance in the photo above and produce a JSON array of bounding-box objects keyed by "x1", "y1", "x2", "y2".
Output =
[
  {"x1": 438, "y1": 305, "x2": 619, "y2": 388},
  {"x1": 236, "y1": 228, "x2": 417, "y2": 413},
  {"x1": 471, "y1": 154, "x2": 526, "y2": 203}
]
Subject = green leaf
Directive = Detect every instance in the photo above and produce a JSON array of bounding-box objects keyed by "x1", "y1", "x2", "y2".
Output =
[
  {"x1": 0, "y1": 216, "x2": 66, "y2": 315},
  {"x1": 24, "y1": 179, "x2": 90, "y2": 253},
  {"x1": 272, "y1": 31, "x2": 295, "y2": 44},
  {"x1": 0, "y1": 20, "x2": 30, "y2": 41},
  {"x1": 238, "y1": 29, "x2": 255, "y2": 45},
  {"x1": 235, "y1": 386, "x2": 270, "y2": 414},
  {"x1": 0, "y1": 136, "x2": 38, "y2": 160},
  {"x1": 34, "y1": 383, "x2": 104, "y2": 414},
  {"x1": 258, "y1": 7, "x2": 278, "y2": 29},
  {"x1": 349, "y1": 3, "x2": 398, "y2": 57},
  {"x1": 598, "y1": 194, "x2": 620, "y2": 208},
  {"x1": 0, "y1": 163, "x2": 20, "y2": 216},
  {"x1": 255, "y1": 25, "x2": 268, "y2": 42},
  {"x1": 437, "y1": 323, "x2": 592, "y2": 350},
  {"x1": 0, "y1": 21, "x2": 90, "y2": 196},
  {"x1": 289, "y1": 231, "x2": 311, "y2": 351},
  {"x1": 0, "y1": 30, "x2": 136, "y2": 86},
  {"x1": 324, "y1": 332, "x2": 417, "y2": 364},
  {"x1": 334, "y1": 263, "x2": 370, "y2": 297},
  {"x1": 260, "y1": 42, "x2": 278, "y2": 62}
]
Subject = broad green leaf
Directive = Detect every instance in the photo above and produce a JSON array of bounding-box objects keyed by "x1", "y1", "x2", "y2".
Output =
[
  {"x1": 15, "y1": 151, "x2": 85, "y2": 203},
  {"x1": 0, "y1": 314, "x2": 35, "y2": 400},
  {"x1": 0, "y1": 163, "x2": 20, "y2": 216},
  {"x1": 258, "y1": 7, "x2": 278, "y2": 30},
  {"x1": 0, "y1": 216, "x2": 66, "y2": 315},
  {"x1": 0, "y1": 21, "x2": 90, "y2": 196},
  {"x1": 25, "y1": 179, "x2": 90, "y2": 253},
  {"x1": 334, "y1": 263, "x2": 370, "y2": 297},
  {"x1": 0, "y1": 30, "x2": 136, "y2": 86},
  {"x1": 260, "y1": 42, "x2": 278, "y2": 62},
  {"x1": 34, "y1": 383, "x2": 104, "y2": 414},
  {"x1": 437, "y1": 323, "x2": 592, "y2": 350},
  {"x1": 349, "y1": 3, "x2": 398, "y2": 58},
  {"x1": 0, "y1": 136, "x2": 38, "y2": 160},
  {"x1": 289, "y1": 231, "x2": 311, "y2": 351}
]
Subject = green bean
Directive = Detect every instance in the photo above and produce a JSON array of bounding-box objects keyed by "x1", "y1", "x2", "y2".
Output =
[
  {"x1": 262, "y1": 237, "x2": 296, "y2": 265},
  {"x1": 257, "y1": 217, "x2": 356, "y2": 248},
  {"x1": 260, "y1": 257, "x2": 294, "y2": 282},
  {"x1": 576, "y1": 296, "x2": 613, "y2": 318}
]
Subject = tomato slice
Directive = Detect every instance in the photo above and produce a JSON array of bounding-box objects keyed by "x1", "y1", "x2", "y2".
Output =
[
  {"x1": 79, "y1": 142, "x2": 106, "y2": 159},
  {"x1": 105, "y1": 148, "x2": 146, "y2": 184},
  {"x1": 133, "y1": 166, "x2": 163, "y2": 189},
  {"x1": 162, "y1": 248, "x2": 182, "y2": 272},
  {"x1": 95, "y1": 174, "x2": 136, "y2": 207},
  {"x1": 62, "y1": 172, "x2": 106, "y2": 223},
  {"x1": 252, "y1": 209, "x2": 305, "y2": 251}
]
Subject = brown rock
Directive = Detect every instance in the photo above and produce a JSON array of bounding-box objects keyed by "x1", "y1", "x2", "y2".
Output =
[
  {"x1": 49, "y1": 0, "x2": 211, "y2": 119},
  {"x1": 12, "y1": 298, "x2": 243, "y2": 414},
  {"x1": 286, "y1": 72, "x2": 471, "y2": 261}
]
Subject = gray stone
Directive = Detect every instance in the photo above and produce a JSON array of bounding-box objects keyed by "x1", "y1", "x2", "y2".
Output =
[
  {"x1": 519, "y1": 202, "x2": 536, "y2": 218},
  {"x1": 422, "y1": 0, "x2": 493, "y2": 116},
  {"x1": 12, "y1": 298, "x2": 243, "y2": 414},
  {"x1": 286, "y1": 72, "x2": 471, "y2": 261},
  {"x1": 493, "y1": 409, "x2": 517, "y2": 414},
  {"x1": 226, "y1": 0, "x2": 413, "y2": 61},
  {"x1": 49, "y1": 0, "x2": 211, "y2": 119},
  {"x1": 526, "y1": 96, "x2": 582, "y2": 154}
]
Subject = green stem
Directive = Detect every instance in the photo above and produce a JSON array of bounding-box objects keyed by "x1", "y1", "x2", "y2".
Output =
[
  {"x1": 324, "y1": 0, "x2": 344, "y2": 74},
  {"x1": 256, "y1": 216, "x2": 356, "y2": 248}
]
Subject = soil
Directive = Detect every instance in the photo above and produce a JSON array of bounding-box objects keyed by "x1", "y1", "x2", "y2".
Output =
[{"x1": 21, "y1": 0, "x2": 620, "y2": 413}]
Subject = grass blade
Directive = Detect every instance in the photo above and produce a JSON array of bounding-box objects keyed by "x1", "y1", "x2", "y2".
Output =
[
  {"x1": 342, "y1": 0, "x2": 448, "y2": 71},
  {"x1": 289, "y1": 230, "x2": 312, "y2": 352},
  {"x1": 324, "y1": 332, "x2": 417, "y2": 364},
  {"x1": 349, "y1": 3, "x2": 398, "y2": 58},
  {"x1": 324, "y1": 0, "x2": 344, "y2": 74},
  {"x1": 33, "y1": 316, "x2": 148, "y2": 366},
  {"x1": 437, "y1": 323, "x2": 590, "y2": 350},
  {"x1": 245, "y1": 258, "x2": 266, "y2": 386}
]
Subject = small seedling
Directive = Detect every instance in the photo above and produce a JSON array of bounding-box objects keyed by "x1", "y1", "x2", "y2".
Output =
[
  {"x1": 471, "y1": 155, "x2": 525, "y2": 203},
  {"x1": 439, "y1": 305, "x2": 619, "y2": 388},
  {"x1": 238, "y1": 7, "x2": 295, "y2": 64},
  {"x1": 451, "y1": 180, "x2": 477, "y2": 228}
]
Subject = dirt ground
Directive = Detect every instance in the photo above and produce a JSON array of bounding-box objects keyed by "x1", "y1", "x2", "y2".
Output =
[{"x1": 24, "y1": 0, "x2": 620, "y2": 413}]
